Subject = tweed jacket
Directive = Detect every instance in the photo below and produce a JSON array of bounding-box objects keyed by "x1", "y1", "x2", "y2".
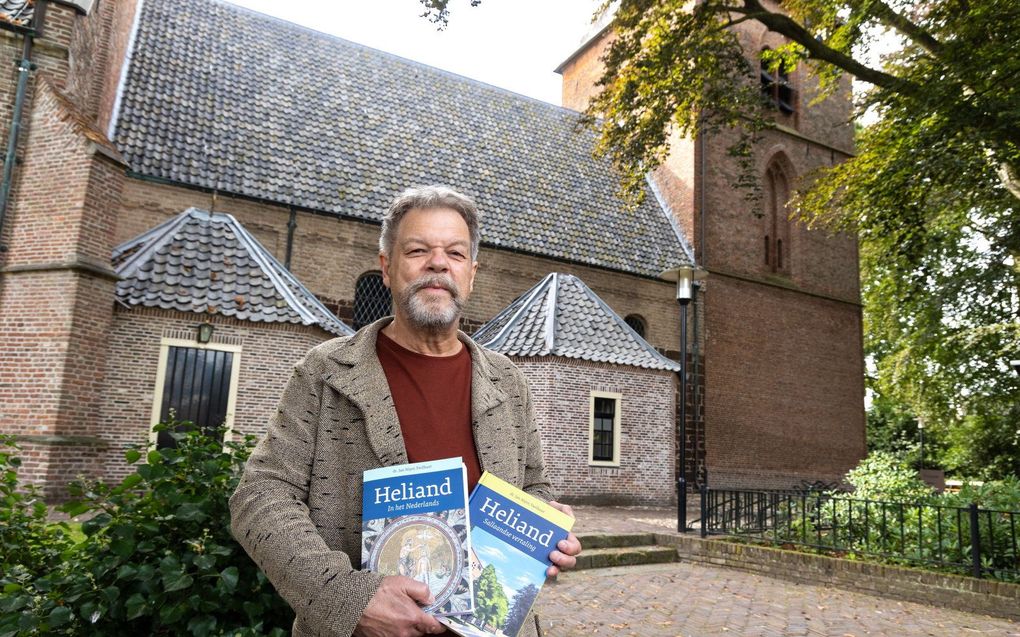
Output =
[{"x1": 229, "y1": 318, "x2": 554, "y2": 637}]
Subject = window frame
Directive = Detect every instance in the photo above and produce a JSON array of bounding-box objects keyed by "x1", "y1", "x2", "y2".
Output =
[
  {"x1": 588, "y1": 390, "x2": 623, "y2": 468},
  {"x1": 148, "y1": 337, "x2": 243, "y2": 448}
]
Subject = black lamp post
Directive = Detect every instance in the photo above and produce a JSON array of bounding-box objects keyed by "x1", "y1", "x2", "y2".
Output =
[
  {"x1": 660, "y1": 262, "x2": 707, "y2": 533},
  {"x1": 917, "y1": 417, "x2": 924, "y2": 472}
]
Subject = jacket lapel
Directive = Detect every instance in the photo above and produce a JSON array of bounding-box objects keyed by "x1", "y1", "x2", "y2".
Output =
[
  {"x1": 462, "y1": 336, "x2": 511, "y2": 476},
  {"x1": 322, "y1": 319, "x2": 408, "y2": 467}
]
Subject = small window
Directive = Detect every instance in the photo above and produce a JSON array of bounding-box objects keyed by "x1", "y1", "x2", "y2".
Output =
[
  {"x1": 589, "y1": 391, "x2": 622, "y2": 467},
  {"x1": 624, "y1": 314, "x2": 647, "y2": 339},
  {"x1": 763, "y1": 163, "x2": 791, "y2": 275},
  {"x1": 354, "y1": 271, "x2": 392, "y2": 329},
  {"x1": 149, "y1": 340, "x2": 241, "y2": 449},
  {"x1": 760, "y1": 50, "x2": 795, "y2": 114}
]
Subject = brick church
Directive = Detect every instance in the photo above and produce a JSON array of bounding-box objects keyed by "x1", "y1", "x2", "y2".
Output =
[{"x1": 0, "y1": 0, "x2": 865, "y2": 501}]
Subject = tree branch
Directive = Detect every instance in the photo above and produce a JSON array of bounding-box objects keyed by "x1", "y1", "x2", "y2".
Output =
[{"x1": 865, "y1": 0, "x2": 945, "y2": 60}]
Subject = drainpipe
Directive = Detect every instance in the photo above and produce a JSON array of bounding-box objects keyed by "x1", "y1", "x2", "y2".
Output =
[
  {"x1": 285, "y1": 205, "x2": 297, "y2": 269},
  {"x1": 0, "y1": 34, "x2": 36, "y2": 252}
]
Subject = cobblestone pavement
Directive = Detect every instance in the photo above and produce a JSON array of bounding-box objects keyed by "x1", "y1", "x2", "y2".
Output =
[
  {"x1": 535, "y1": 506, "x2": 1020, "y2": 637},
  {"x1": 536, "y1": 562, "x2": 1020, "y2": 637}
]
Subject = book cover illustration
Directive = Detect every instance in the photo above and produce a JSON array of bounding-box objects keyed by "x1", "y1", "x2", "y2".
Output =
[
  {"x1": 361, "y1": 457, "x2": 473, "y2": 616},
  {"x1": 439, "y1": 471, "x2": 575, "y2": 637}
]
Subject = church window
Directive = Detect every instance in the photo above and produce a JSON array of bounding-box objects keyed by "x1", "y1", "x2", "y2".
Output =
[
  {"x1": 589, "y1": 391, "x2": 622, "y2": 467},
  {"x1": 624, "y1": 314, "x2": 647, "y2": 339},
  {"x1": 354, "y1": 271, "x2": 392, "y2": 329},
  {"x1": 763, "y1": 163, "x2": 792, "y2": 275},
  {"x1": 760, "y1": 49, "x2": 796, "y2": 115}
]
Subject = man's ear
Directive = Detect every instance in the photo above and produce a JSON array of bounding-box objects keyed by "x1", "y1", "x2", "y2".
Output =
[
  {"x1": 469, "y1": 261, "x2": 478, "y2": 294},
  {"x1": 379, "y1": 252, "x2": 391, "y2": 288}
]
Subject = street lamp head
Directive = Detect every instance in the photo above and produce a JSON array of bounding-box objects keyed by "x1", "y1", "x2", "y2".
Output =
[
  {"x1": 1011, "y1": 360, "x2": 1020, "y2": 376},
  {"x1": 659, "y1": 262, "x2": 708, "y2": 304}
]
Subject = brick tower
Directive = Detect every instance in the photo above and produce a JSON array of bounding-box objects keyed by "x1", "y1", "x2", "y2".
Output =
[{"x1": 557, "y1": 8, "x2": 867, "y2": 489}]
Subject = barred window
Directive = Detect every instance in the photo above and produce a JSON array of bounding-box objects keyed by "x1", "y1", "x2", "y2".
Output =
[
  {"x1": 354, "y1": 272, "x2": 392, "y2": 329},
  {"x1": 624, "y1": 314, "x2": 647, "y2": 339}
]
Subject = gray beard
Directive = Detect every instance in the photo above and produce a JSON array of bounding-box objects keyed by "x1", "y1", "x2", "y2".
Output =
[{"x1": 398, "y1": 274, "x2": 463, "y2": 332}]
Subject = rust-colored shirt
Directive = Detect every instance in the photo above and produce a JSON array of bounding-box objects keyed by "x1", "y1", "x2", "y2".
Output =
[{"x1": 376, "y1": 330, "x2": 482, "y2": 489}]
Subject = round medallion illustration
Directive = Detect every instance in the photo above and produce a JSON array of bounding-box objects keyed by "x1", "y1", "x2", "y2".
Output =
[{"x1": 367, "y1": 515, "x2": 464, "y2": 610}]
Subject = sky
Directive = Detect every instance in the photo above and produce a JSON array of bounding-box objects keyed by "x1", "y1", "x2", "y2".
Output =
[{"x1": 224, "y1": 0, "x2": 604, "y2": 107}]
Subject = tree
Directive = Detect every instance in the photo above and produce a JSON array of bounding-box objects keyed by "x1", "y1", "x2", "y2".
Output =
[
  {"x1": 502, "y1": 583, "x2": 539, "y2": 636},
  {"x1": 472, "y1": 564, "x2": 508, "y2": 631},
  {"x1": 420, "y1": 0, "x2": 1020, "y2": 478}
]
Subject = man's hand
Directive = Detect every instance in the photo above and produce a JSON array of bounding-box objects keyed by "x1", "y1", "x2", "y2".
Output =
[
  {"x1": 353, "y1": 576, "x2": 445, "y2": 637},
  {"x1": 546, "y1": 500, "x2": 582, "y2": 577}
]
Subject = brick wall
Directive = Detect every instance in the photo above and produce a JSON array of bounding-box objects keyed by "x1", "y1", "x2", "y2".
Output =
[
  {"x1": 93, "y1": 307, "x2": 332, "y2": 485},
  {"x1": 704, "y1": 274, "x2": 865, "y2": 489},
  {"x1": 517, "y1": 357, "x2": 677, "y2": 505},
  {"x1": 0, "y1": 76, "x2": 126, "y2": 494}
]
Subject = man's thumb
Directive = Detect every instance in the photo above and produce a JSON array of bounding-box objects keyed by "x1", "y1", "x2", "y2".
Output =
[{"x1": 402, "y1": 578, "x2": 435, "y2": 605}]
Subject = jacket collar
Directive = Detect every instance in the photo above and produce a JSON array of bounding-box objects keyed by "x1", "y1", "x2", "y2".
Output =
[{"x1": 322, "y1": 317, "x2": 508, "y2": 468}]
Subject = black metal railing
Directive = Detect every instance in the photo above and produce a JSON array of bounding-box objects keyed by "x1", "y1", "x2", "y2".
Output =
[{"x1": 699, "y1": 487, "x2": 1020, "y2": 581}]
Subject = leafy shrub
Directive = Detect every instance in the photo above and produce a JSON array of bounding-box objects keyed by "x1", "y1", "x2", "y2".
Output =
[
  {"x1": 841, "y1": 451, "x2": 935, "y2": 502},
  {"x1": 0, "y1": 426, "x2": 293, "y2": 636},
  {"x1": 0, "y1": 437, "x2": 74, "y2": 580}
]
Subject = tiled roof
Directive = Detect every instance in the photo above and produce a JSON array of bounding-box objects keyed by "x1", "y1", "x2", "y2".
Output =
[
  {"x1": 113, "y1": 208, "x2": 354, "y2": 336},
  {"x1": 473, "y1": 273, "x2": 682, "y2": 372},
  {"x1": 113, "y1": 0, "x2": 694, "y2": 278},
  {"x1": 0, "y1": 0, "x2": 33, "y2": 29}
]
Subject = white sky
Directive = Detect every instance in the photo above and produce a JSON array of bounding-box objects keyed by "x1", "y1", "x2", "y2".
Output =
[{"x1": 224, "y1": 0, "x2": 604, "y2": 106}]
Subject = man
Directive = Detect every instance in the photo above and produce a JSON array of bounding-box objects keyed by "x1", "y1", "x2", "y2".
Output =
[{"x1": 230, "y1": 185, "x2": 582, "y2": 637}]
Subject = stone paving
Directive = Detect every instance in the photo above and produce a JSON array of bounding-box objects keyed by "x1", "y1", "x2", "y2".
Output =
[{"x1": 533, "y1": 506, "x2": 1020, "y2": 637}]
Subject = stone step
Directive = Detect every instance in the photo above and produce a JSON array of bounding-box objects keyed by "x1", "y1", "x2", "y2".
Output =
[
  {"x1": 573, "y1": 545, "x2": 677, "y2": 570},
  {"x1": 576, "y1": 532, "x2": 657, "y2": 549}
]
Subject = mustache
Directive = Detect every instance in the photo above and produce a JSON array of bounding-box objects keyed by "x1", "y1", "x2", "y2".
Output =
[{"x1": 407, "y1": 275, "x2": 459, "y2": 299}]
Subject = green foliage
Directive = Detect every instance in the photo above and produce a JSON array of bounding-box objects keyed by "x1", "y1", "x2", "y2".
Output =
[
  {"x1": 0, "y1": 437, "x2": 74, "y2": 582},
  {"x1": 473, "y1": 564, "x2": 508, "y2": 631},
  {"x1": 842, "y1": 451, "x2": 935, "y2": 503},
  {"x1": 0, "y1": 426, "x2": 293, "y2": 636}
]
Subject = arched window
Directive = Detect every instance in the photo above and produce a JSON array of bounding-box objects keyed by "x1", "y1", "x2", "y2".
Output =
[
  {"x1": 624, "y1": 314, "x2": 647, "y2": 339},
  {"x1": 760, "y1": 49, "x2": 795, "y2": 115},
  {"x1": 354, "y1": 272, "x2": 392, "y2": 329},
  {"x1": 763, "y1": 163, "x2": 791, "y2": 275}
]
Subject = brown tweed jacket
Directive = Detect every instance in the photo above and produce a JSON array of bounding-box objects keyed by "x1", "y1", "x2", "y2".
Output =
[{"x1": 229, "y1": 318, "x2": 555, "y2": 637}]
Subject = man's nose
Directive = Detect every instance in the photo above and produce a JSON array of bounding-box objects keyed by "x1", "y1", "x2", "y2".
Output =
[{"x1": 426, "y1": 248, "x2": 449, "y2": 271}]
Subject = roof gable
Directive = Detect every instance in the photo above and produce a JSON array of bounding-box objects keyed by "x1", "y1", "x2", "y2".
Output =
[
  {"x1": 113, "y1": 208, "x2": 353, "y2": 336},
  {"x1": 113, "y1": 0, "x2": 691, "y2": 278},
  {"x1": 474, "y1": 273, "x2": 682, "y2": 372}
]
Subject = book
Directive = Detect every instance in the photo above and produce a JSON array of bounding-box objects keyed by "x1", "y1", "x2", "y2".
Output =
[
  {"x1": 438, "y1": 471, "x2": 575, "y2": 637},
  {"x1": 361, "y1": 457, "x2": 473, "y2": 616}
]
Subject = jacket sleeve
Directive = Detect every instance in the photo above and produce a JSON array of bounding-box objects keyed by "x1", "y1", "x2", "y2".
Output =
[
  {"x1": 516, "y1": 370, "x2": 557, "y2": 502},
  {"x1": 229, "y1": 356, "x2": 383, "y2": 637}
]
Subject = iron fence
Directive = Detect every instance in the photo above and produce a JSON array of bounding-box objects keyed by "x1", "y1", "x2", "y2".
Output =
[{"x1": 698, "y1": 487, "x2": 1020, "y2": 580}]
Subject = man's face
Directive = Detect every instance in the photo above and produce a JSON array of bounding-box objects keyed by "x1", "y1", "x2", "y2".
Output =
[{"x1": 380, "y1": 207, "x2": 477, "y2": 332}]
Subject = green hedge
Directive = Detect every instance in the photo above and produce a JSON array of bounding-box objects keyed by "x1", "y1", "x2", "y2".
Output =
[{"x1": 0, "y1": 427, "x2": 293, "y2": 636}]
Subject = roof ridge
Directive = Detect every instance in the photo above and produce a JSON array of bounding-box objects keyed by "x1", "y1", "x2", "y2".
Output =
[
  {"x1": 476, "y1": 273, "x2": 554, "y2": 350},
  {"x1": 115, "y1": 208, "x2": 202, "y2": 279},
  {"x1": 214, "y1": 0, "x2": 580, "y2": 114}
]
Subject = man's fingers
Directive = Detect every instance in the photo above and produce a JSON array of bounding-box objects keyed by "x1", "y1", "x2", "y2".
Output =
[
  {"x1": 549, "y1": 500, "x2": 575, "y2": 519},
  {"x1": 401, "y1": 578, "x2": 435, "y2": 606},
  {"x1": 558, "y1": 532, "x2": 582, "y2": 556}
]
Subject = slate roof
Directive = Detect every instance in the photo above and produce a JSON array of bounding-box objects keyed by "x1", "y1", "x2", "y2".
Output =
[
  {"x1": 113, "y1": 208, "x2": 353, "y2": 336},
  {"x1": 473, "y1": 273, "x2": 682, "y2": 372},
  {"x1": 113, "y1": 0, "x2": 694, "y2": 278},
  {"x1": 0, "y1": 0, "x2": 33, "y2": 29}
]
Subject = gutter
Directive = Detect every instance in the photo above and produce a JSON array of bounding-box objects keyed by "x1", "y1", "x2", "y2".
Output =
[{"x1": 0, "y1": 27, "x2": 37, "y2": 252}]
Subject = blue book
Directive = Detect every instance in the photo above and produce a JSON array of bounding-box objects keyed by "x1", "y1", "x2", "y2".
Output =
[
  {"x1": 438, "y1": 471, "x2": 575, "y2": 637},
  {"x1": 361, "y1": 457, "x2": 473, "y2": 616}
]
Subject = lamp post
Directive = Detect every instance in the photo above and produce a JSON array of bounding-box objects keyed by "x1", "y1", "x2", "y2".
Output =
[{"x1": 660, "y1": 261, "x2": 708, "y2": 533}]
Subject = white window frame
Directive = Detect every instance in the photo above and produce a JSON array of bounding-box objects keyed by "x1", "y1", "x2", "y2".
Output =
[
  {"x1": 588, "y1": 391, "x2": 622, "y2": 467},
  {"x1": 148, "y1": 338, "x2": 243, "y2": 448}
]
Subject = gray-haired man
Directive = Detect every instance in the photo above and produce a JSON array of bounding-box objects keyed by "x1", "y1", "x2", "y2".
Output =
[{"x1": 230, "y1": 185, "x2": 582, "y2": 637}]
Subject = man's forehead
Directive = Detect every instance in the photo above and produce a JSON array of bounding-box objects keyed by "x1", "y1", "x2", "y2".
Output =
[{"x1": 397, "y1": 207, "x2": 471, "y2": 242}]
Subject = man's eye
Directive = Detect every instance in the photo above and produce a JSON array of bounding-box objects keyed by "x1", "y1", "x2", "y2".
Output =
[{"x1": 408, "y1": 248, "x2": 426, "y2": 255}]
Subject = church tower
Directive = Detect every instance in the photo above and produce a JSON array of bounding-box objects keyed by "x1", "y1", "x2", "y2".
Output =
[{"x1": 557, "y1": 6, "x2": 866, "y2": 489}]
